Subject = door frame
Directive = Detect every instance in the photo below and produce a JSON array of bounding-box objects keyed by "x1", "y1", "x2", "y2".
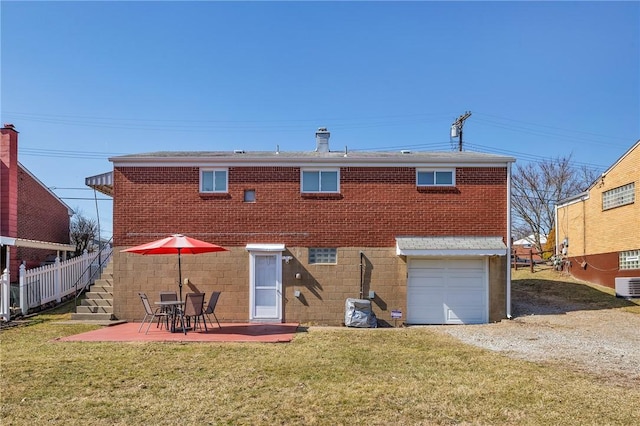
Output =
[{"x1": 246, "y1": 244, "x2": 285, "y2": 323}]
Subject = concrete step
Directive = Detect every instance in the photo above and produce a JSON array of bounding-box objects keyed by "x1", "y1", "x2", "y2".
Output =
[
  {"x1": 89, "y1": 285, "x2": 113, "y2": 293},
  {"x1": 81, "y1": 299, "x2": 113, "y2": 307},
  {"x1": 76, "y1": 305, "x2": 113, "y2": 314},
  {"x1": 85, "y1": 291, "x2": 113, "y2": 299},
  {"x1": 93, "y1": 278, "x2": 113, "y2": 287},
  {"x1": 70, "y1": 312, "x2": 116, "y2": 321}
]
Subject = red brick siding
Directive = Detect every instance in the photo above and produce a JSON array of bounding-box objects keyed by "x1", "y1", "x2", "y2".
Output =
[
  {"x1": 114, "y1": 166, "x2": 508, "y2": 247},
  {"x1": 16, "y1": 167, "x2": 71, "y2": 269}
]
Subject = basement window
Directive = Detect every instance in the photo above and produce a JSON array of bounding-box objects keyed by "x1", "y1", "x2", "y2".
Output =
[
  {"x1": 417, "y1": 169, "x2": 455, "y2": 186},
  {"x1": 620, "y1": 250, "x2": 640, "y2": 270},
  {"x1": 200, "y1": 169, "x2": 228, "y2": 193},
  {"x1": 309, "y1": 248, "x2": 337, "y2": 264}
]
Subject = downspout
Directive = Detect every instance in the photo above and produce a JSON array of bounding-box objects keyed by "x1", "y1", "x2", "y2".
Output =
[
  {"x1": 554, "y1": 204, "x2": 559, "y2": 258},
  {"x1": 506, "y1": 162, "x2": 512, "y2": 319},
  {"x1": 359, "y1": 251, "x2": 364, "y2": 299}
]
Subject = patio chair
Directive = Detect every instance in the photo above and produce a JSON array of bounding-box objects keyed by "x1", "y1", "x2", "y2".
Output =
[
  {"x1": 138, "y1": 292, "x2": 171, "y2": 334},
  {"x1": 158, "y1": 291, "x2": 178, "y2": 329},
  {"x1": 183, "y1": 292, "x2": 207, "y2": 332},
  {"x1": 203, "y1": 291, "x2": 222, "y2": 328}
]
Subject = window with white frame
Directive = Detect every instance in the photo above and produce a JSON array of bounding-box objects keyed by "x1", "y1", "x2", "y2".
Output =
[
  {"x1": 301, "y1": 169, "x2": 339, "y2": 193},
  {"x1": 416, "y1": 169, "x2": 455, "y2": 186},
  {"x1": 309, "y1": 248, "x2": 337, "y2": 264},
  {"x1": 200, "y1": 169, "x2": 228, "y2": 193},
  {"x1": 620, "y1": 250, "x2": 640, "y2": 270},
  {"x1": 603, "y1": 182, "x2": 635, "y2": 210}
]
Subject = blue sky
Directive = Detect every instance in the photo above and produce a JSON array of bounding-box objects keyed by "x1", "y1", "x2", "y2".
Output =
[{"x1": 2, "y1": 1, "x2": 639, "y2": 240}]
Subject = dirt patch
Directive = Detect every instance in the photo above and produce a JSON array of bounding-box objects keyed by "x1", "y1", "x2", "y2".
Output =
[{"x1": 433, "y1": 271, "x2": 640, "y2": 386}]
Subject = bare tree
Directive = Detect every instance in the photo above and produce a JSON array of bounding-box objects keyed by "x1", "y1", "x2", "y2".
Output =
[
  {"x1": 70, "y1": 211, "x2": 98, "y2": 256},
  {"x1": 511, "y1": 155, "x2": 599, "y2": 253}
]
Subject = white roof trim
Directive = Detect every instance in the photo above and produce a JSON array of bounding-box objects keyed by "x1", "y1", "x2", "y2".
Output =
[
  {"x1": 0, "y1": 236, "x2": 75, "y2": 251},
  {"x1": 245, "y1": 243, "x2": 286, "y2": 252},
  {"x1": 398, "y1": 248, "x2": 505, "y2": 256},
  {"x1": 0, "y1": 236, "x2": 17, "y2": 246},
  {"x1": 112, "y1": 160, "x2": 512, "y2": 168},
  {"x1": 396, "y1": 236, "x2": 507, "y2": 257}
]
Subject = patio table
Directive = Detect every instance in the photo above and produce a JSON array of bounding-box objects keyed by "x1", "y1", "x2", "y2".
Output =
[{"x1": 155, "y1": 300, "x2": 188, "y2": 334}]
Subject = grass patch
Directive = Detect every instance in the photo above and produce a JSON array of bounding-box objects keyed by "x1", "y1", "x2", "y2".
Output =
[
  {"x1": 2, "y1": 271, "x2": 639, "y2": 425},
  {"x1": 512, "y1": 268, "x2": 640, "y2": 314}
]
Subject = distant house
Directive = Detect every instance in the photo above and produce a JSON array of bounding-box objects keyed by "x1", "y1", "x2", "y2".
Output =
[
  {"x1": 555, "y1": 140, "x2": 639, "y2": 288},
  {"x1": 87, "y1": 128, "x2": 515, "y2": 325},
  {"x1": 512, "y1": 234, "x2": 547, "y2": 263},
  {"x1": 0, "y1": 124, "x2": 75, "y2": 284}
]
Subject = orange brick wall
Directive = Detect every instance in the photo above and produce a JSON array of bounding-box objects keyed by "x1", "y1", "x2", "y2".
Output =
[{"x1": 556, "y1": 143, "x2": 639, "y2": 288}]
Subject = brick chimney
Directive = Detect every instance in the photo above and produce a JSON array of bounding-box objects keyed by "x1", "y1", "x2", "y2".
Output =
[
  {"x1": 1, "y1": 124, "x2": 19, "y2": 238},
  {"x1": 315, "y1": 127, "x2": 330, "y2": 153}
]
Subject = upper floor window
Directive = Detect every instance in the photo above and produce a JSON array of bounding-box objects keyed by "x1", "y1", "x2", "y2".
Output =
[
  {"x1": 200, "y1": 168, "x2": 228, "y2": 193},
  {"x1": 417, "y1": 169, "x2": 455, "y2": 186},
  {"x1": 602, "y1": 182, "x2": 635, "y2": 210},
  {"x1": 301, "y1": 169, "x2": 339, "y2": 193}
]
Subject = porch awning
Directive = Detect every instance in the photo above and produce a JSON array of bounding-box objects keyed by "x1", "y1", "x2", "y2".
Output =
[
  {"x1": 245, "y1": 244, "x2": 286, "y2": 252},
  {"x1": 396, "y1": 236, "x2": 507, "y2": 257},
  {"x1": 85, "y1": 171, "x2": 113, "y2": 197},
  {"x1": 0, "y1": 236, "x2": 75, "y2": 251}
]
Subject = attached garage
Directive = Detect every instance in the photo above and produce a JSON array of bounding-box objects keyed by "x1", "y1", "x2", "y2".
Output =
[
  {"x1": 396, "y1": 236, "x2": 508, "y2": 325},
  {"x1": 407, "y1": 258, "x2": 487, "y2": 324}
]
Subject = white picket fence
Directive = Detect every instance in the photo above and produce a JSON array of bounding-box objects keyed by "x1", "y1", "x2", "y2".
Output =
[{"x1": 0, "y1": 246, "x2": 113, "y2": 321}]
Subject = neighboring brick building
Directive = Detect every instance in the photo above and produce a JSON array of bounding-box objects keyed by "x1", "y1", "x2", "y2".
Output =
[
  {"x1": 89, "y1": 128, "x2": 515, "y2": 325},
  {"x1": 555, "y1": 140, "x2": 640, "y2": 289},
  {"x1": 1, "y1": 124, "x2": 75, "y2": 283}
]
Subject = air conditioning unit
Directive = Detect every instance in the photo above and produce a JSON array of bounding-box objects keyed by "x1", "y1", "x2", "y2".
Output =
[{"x1": 615, "y1": 277, "x2": 640, "y2": 298}]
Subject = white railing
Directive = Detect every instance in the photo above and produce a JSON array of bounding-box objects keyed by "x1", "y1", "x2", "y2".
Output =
[
  {"x1": 16, "y1": 246, "x2": 113, "y2": 316},
  {"x1": 1, "y1": 269, "x2": 9, "y2": 321}
]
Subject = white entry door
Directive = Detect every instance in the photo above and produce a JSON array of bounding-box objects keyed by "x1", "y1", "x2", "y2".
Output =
[{"x1": 249, "y1": 253, "x2": 282, "y2": 321}]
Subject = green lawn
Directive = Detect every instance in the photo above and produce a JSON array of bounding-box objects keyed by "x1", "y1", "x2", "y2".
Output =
[{"x1": 1, "y1": 270, "x2": 639, "y2": 425}]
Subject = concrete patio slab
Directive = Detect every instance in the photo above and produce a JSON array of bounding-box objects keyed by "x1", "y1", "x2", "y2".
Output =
[{"x1": 55, "y1": 322, "x2": 301, "y2": 343}]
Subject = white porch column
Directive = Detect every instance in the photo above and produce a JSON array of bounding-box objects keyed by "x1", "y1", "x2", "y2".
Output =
[
  {"x1": 54, "y1": 256, "x2": 62, "y2": 303},
  {"x1": 1, "y1": 244, "x2": 10, "y2": 321},
  {"x1": 19, "y1": 262, "x2": 28, "y2": 316},
  {"x1": 1, "y1": 268, "x2": 9, "y2": 322}
]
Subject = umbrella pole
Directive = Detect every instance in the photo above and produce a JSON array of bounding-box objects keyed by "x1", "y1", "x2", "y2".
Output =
[{"x1": 178, "y1": 249, "x2": 183, "y2": 302}]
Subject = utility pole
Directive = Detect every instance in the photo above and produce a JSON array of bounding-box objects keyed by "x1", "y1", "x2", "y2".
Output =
[{"x1": 450, "y1": 111, "x2": 472, "y2": 152}]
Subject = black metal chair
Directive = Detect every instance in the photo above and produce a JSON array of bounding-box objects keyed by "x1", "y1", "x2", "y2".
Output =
[
  {"x1": 183, "y1": 292, "x2": 207, "y2": 332},
  {"x1": 203, "y1": 291, "x2": 222, "y2": 328},
  {"x1": 158, "y1": 291, "x2": 178, "y2": 329},
  {"x1": 138, "y1": 292, "x2": 170, "y2": 334}
]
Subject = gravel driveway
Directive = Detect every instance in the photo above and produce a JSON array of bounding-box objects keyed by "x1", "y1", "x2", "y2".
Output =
[{"x1": 432, "y1": 275, "x2": 640, "y2": 386}]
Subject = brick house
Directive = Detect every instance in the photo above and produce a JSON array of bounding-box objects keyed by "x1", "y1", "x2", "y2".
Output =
[
  {"x1": 555, "y1": 140, "x2": 639, "y2": 289},
  {"x1": 1, "y1": 124, "x2": 75, "y2": 284},
  {"x1": 89, "y1": 128, "x2": 515, "y2": 325}
]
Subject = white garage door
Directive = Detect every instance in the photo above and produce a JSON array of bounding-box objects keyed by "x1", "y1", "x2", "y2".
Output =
[{"x1": 407, "y1": 258, "x2": 487, "y2": 324}]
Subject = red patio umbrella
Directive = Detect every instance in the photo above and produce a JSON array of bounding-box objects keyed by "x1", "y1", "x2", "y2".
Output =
[{"x1": 121, "y1": 234, "x2": 228, "y2": 301}]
